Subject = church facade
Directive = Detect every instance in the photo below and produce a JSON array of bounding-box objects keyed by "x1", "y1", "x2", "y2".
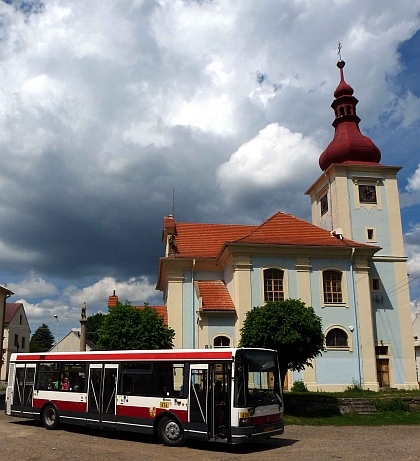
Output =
[{"x1": 156, "y1": 60, "x2": 417, "y2": 391}]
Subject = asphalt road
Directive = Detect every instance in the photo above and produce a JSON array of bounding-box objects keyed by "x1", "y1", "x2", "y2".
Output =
[{"x1": 1, "y1": 408, "x2": 420, "y2": 461}]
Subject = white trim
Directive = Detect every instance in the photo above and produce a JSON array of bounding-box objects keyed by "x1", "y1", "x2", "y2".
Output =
[
  {"x1": 320, "y1": 267, "x2": 348, "y2": 308},
  {"x1": 324, "y1": 325, "x2": 353, "y2": 352},
  {"x1": 260, "y1": 266, "x2": 289, "y2": 305}
]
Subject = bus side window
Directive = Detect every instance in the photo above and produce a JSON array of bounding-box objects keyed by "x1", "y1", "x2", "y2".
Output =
[{"x1": 37, "y1": 363, "x2": 60, "y2": 391}]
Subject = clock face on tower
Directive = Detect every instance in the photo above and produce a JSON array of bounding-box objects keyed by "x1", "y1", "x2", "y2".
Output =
[{"x1": 358, "y1": 185, "x2": 377, "y2": 203}]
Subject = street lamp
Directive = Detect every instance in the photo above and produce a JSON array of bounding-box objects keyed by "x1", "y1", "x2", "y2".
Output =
[{"x1": 53, "y1": 315, "x2": 59, "y2": 352}]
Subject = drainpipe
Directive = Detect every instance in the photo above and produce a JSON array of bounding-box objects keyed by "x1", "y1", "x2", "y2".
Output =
[
  {"x1": 350, "y1": 247, "x2": 363, "y2": 387},
  {"x1": 192, "y1": 259, "x2": 196, "y2": 349},
  {"x1": 1, "y1": 290, "x2": 12, "y2": 380}
]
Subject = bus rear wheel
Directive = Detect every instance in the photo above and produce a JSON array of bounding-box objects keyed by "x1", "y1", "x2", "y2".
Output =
[
  {"x1": 42, "y1": 405, "x2": 60, "y2": 430},
  {"x1": 158, "y1": 416, "x2": 184, "y2": 446}
]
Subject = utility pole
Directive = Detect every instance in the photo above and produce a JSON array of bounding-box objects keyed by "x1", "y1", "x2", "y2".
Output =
[{"x1": 79, "y1": 302, "x2": 87, "y2": 352}]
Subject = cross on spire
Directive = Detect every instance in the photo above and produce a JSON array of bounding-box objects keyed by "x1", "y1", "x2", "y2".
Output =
[{"x1": 337, "y1": 42, "x2": 342, "y2": 60}]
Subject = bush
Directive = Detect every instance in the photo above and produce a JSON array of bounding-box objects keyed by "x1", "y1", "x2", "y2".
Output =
[
  {"x1": 374, "y1": 398, "x2": 410, "y2": 412},
  {"x1": 291, "y1": 380, "x2": 309, "y2": 392}
]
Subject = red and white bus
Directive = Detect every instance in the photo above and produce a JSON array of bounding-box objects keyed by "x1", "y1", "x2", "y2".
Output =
[{"x1": 5, "y1": 348, "x2": 284, "y2": 446}]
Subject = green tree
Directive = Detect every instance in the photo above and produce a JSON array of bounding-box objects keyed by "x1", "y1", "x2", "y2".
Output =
[
  {"x1": 96, "y1": 301, "x2": 175, "y2": 350},
  {"x1": 239, "y1": 299, "x2": 324, "y2": 388},
  {"x1": 29, "y1": 323, "x2": 55, "y2": 352},
  {"x1": 86, "y1": 312, "x2": 106, "y2": 344}
]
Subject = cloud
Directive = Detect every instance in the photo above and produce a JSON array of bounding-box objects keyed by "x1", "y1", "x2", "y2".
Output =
[
  {"x1": 389, "y1": 91, "x2": 420, "y2": 128},
  {"x1": 63, "y1": 276, "x2": 157, "y2": 308},
  {"x1": 0, "y1": 0, "x2": 420, "y2": 334},
  {"x1": 217, "y1": 123, "x2": 321, "y2": 218},
  {"x1": 8, "y1": 275, "x2": 59, "y2": 299}
]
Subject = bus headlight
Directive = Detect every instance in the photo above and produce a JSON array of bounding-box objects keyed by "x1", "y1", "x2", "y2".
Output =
[{"x1": 239, "y1": 417, "x2": 253, "y2": 427}]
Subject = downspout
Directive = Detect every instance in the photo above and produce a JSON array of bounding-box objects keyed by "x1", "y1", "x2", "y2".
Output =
[
  {"x1": 1, "y1": 290, "x2": 12, "y2": 380},
  {"x1": 350, "y1": 247, "x2": 363, "y2": 387},
  {"x1": 192, "y1": 259, "x2": 196, "y2": 349}
]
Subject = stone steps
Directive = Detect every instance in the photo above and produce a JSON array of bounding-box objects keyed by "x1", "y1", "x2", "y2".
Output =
[{"x1": 338, "y1": 398, "x2": 377, "y2": 414}]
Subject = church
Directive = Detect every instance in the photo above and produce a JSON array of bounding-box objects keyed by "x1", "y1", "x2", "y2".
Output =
[{"x1": 156, "y1": 58, "x2": 418, "y2": 391}]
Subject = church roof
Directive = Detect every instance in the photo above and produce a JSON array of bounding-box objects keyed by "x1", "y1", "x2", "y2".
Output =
[
  {"x1": 165, "y1": 211, "x2": 376, "y2": 260},
  {"x1": 173, "y1": 222, "x2": 257, "y2": 258},
  {"x1": 232, "y1": 212, "x2": 375, "y2": 248},
  {"x1": 196, "y1": 280, "x2": 235, "y2": 312}
]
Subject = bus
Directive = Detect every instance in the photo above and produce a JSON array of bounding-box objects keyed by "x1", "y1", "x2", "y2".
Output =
[{"x1": 5, "y1": 348, "x2": 284, "y2": 446}]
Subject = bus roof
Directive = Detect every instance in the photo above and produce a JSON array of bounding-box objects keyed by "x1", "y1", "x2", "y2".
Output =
[{"x1": 10, "y1": 347, "x2": 276, "y2": 363}]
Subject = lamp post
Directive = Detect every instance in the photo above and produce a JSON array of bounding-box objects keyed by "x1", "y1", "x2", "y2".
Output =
[{"x1": 53, "y1": 314, "x2": 59, "y2": 352}]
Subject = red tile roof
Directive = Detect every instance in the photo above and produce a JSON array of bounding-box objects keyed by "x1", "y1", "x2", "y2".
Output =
[
  {"x1": 5, "y1": 303, "x2": 23, "y2": 324},
  {"x1": 196, "y1": 281, "x2": 235, "y2": 312},
  {"x1": 169, "y1": 212, "x2": 376, "y2": 259},
  {"x1": 134, "y1": 305, "x2": 168, "y2": 325},
  {"x1": 232, "y1": 212, "x2": 374, "y2": 248},
  {"x1": 107, "y1": 293, "x2": 168, "y2": 325},
  {"x1": 174, "y1": 222, "x2": 256, "y2": 258}
]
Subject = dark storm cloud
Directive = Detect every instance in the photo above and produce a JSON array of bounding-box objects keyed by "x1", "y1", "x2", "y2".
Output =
[{"x1": 0, "y1": 0, "x2": 419, "y2": 330}]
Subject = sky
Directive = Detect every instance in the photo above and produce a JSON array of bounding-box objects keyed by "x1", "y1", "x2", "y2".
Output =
[{"x1": 1, "y1": 0, "x2": 420, "y2": 341}]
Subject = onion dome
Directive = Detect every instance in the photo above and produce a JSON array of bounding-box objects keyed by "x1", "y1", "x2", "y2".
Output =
[{"x1": 319, "y1": 60, "x2": 381, "y2": 171}]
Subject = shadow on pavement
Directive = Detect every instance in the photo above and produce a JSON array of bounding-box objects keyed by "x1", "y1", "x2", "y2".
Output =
[{"x1": 7, "y1": 418, "x2": 298, "y2": 452}]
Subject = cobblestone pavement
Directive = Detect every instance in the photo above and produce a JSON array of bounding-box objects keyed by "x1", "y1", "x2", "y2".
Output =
[{"x1": 1, "y1": 410, "x2": 420, "y2": 461}]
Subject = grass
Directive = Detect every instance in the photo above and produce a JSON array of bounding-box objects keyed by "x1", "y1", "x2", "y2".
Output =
[
  {"x1": 286, "y1": 388, "x2": 420, "y2": 399},
  {"x1": 284, "y1": 411, "x2": 420, "y2": 426}
]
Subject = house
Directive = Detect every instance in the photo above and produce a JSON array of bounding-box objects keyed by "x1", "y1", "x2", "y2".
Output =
[
  {"x1": 0, "y1": 286, "x2": 14, "y2": 381},
  {"x1": 107, "y1": 292, "x2": 168, "y2": 325},
  {"x1": 49, "y1": 328, "x2": 95, "y2": 352},
  {"x1": 156, "y1": 59, "x2": 418, "y2": 391},
  {"x1": 1, "y1": 302, "x2": 30, "y2": 382}
]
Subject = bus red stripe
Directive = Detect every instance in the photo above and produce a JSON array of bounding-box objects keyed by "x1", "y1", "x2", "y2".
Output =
[
  {"x1": 15, "y1": 351, "x2": 233, "y2": 362},
  {"x1": 33, "y1": 398, "x2": 87, "y2": 413},
  {"x1": 117, "y1": 405, "x2": 187, "y2": 422},
  {"x1": 252, "y1": 413, "x2": 280, "y2": 425}
]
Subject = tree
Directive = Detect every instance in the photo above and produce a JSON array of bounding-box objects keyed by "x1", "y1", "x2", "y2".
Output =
[
  {"x1": 29, "y1": 323, "x2": 55, "y2": 352},
  {"x1": 96, "y1": 301, "x2": 175, "y2": 350},
  {"x1": 86, "y1": 312, "x2": 106, "y2": 344},
  {"x1": 239, "y1": 299, "x2": 324, "y2": 388}
]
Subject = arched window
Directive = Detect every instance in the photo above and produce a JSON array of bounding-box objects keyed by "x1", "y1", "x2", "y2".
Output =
[
  {"x1": 323, "y1": 270, "x2": 342, "y2": 303},
  {"x1": 264, "y1": 268, "x2": 284, "y2": 302},
  {"x1": 213, "y1": 335, "x2": 230, "y2": 348},
  {"x1": 346, "y1": 105, "x2": 351, "y2": 115},
  {"x1": 326, "y1": 328, "x2": 348, "y2": 348},
  {"x1": 339, "y1": 106, "x2": 345, "y2": 117}
]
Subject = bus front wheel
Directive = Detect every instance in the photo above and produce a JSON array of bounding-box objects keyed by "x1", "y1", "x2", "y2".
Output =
[
  {"x1": 158, "y1": 416, "x2": 185, "y2": 446},
  {"x1": 42, "y1": 404, "x2": 60, "y2": 430}
]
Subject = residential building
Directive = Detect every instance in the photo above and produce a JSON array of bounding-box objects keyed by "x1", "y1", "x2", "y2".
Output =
[
  {"x1": 156, "y1": 59, "x2": 418, "y2": 391},
  {"x1": 1, "y1": 302, "x2": 30, "y2": 382},
  {"x1": 49, "y1": 328, "x2": 95, "y2": 352}
]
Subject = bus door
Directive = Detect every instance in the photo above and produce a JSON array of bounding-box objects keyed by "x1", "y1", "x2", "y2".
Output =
[
  {"x1": 86, "y1": 364, "x2": 118, "y2": 429},
  {"x1": 12, "y1": 364, "x2": 36, "y2": 416},
  {"x1": 188, "y1": 364, "x2": 210, "y2": 438},
  {"x1": 210, "y1": 363, "x2": 231, "y2": 440}
]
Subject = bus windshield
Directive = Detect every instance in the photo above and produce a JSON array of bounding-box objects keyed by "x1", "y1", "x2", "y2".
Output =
[{"x1": 234, "y1": 349, "x2": 282, "y2": 408}]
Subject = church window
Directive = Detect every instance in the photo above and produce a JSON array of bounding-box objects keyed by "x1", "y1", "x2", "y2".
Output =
[
  {"x1": 323, "y1": 270, "x2": 343, "y2": 303},
  {"x1": 371, "y1": 277, "x2": 381, "y2": 292},
  {"x1": 264, "y1": 269, "x2": 284, "y2": 302},
  {"x1": 359, "y1": 185, "x2": 377, "y2": 203},
  {"x1": 320, "y1": 193, "x2": 328, "y2": 216},
  {"x1": 326, "y1": 328, "x2": 348, "y2": 348},
  {"x1": 213, "y1": 335, "x2": 230, "y2": 348}
]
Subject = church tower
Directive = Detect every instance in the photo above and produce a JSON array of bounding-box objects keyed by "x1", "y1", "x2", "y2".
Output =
[{"x1": 306, "y1": 57, "x2": 417, "y2": 389}]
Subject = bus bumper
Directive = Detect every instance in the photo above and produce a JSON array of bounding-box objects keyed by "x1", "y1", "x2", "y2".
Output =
[{"x1": 230, "y1": 420, "x2": 284, "y2": 443}]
